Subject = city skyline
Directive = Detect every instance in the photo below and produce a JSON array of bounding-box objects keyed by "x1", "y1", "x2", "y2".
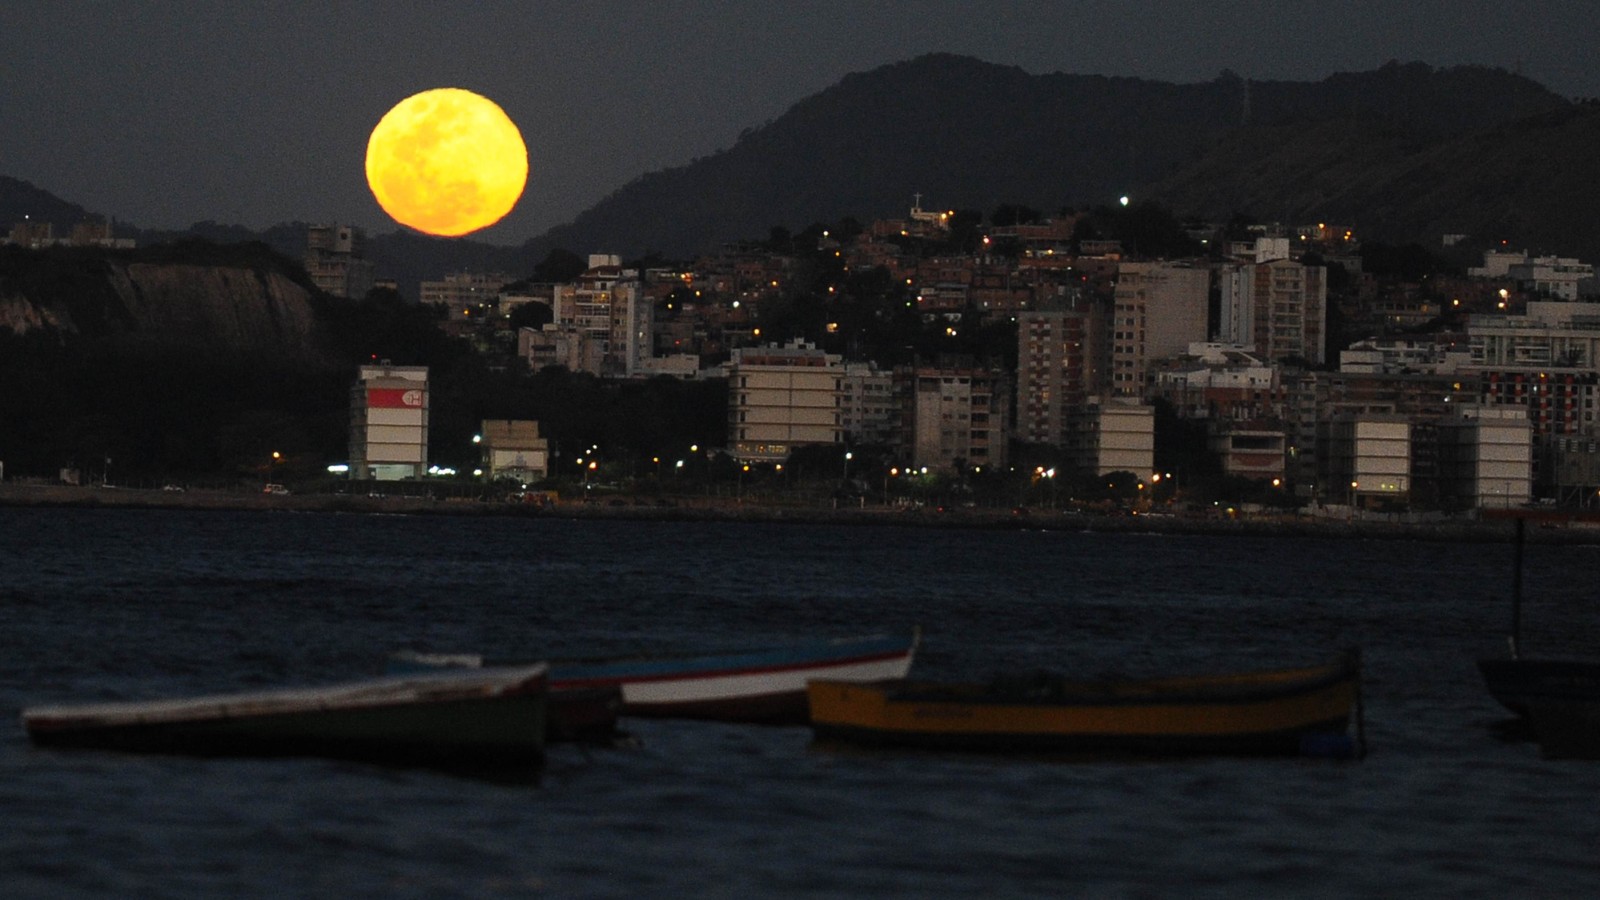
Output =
[{"x1": 4, "y1": 1, "x2": 1599, "y2": 247}]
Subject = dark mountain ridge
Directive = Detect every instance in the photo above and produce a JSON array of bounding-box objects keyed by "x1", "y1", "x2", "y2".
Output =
[
  {"x1": 530, "y1": 56, "x2": 1575, "y2": 259},
  {"x1": 3, "y1": 56, "x2": 1590, "y2": 287}
]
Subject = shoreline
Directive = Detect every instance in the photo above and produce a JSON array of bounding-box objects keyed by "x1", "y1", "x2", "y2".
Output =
[{"x1": 3, "y1": 482, "x2": 1593, "y2": 544}]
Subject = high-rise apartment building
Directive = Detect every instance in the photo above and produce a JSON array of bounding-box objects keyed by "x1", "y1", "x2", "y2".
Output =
[
  {"x1": 1219, "y1": 258, "x2": 1327, "y2": 365},
  {"x1": 1015, "y1": 308, "x2": 1100, "y2": 444},
  {"x1": 552, "y1": 255, "x2": 652, "y2": 376},
  {"x1": 905, "y1": 364, "x2": 1010, "y2": 474},
  {"x1": 1110, "y1": 262, "x2": 1210, "y2": 397}
]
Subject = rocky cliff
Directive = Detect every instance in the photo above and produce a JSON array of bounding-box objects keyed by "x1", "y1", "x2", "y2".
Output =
[{"x1": 0, "y1": 243, "x2": 337, "y2": 368}]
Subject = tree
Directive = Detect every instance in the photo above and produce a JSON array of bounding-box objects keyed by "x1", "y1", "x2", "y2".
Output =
[
  {"x1": 532, "y1": 248, "x2": 587, "y2": 283},
  {"x1": 506, "y1": 300, "x2": 553, "y2": 332},
  {"x1": 990, "y1": 204, "x2": 1041, "y2": 227}
]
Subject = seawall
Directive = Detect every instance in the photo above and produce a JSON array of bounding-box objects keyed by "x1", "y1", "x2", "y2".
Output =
[{"x1": 2, "y1": 482, "x2": 1592, "y2": 545}]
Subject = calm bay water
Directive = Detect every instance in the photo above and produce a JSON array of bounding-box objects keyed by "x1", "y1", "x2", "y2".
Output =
[{"x1": 2, "y1": 507, "x2": 1597, "y2": 898}]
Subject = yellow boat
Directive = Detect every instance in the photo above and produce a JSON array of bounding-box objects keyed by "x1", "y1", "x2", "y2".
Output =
[{"x1": 808, "y1": 651, "x2": 1363, "y2": 758}]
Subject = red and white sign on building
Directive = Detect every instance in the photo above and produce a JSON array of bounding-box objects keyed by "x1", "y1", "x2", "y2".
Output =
[{"x1": 367, "y1": 388, "x2": 424, "y2": 409}]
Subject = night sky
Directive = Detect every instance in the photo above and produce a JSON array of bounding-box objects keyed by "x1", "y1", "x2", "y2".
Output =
[{"x1": 4, "y1": 1, "x2": 1597, "y2": 246}]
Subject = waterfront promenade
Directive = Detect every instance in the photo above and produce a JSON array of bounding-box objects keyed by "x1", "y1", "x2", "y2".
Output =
[{"x1": 2, "y1": 482, "x2": 1594, "y2": 544}]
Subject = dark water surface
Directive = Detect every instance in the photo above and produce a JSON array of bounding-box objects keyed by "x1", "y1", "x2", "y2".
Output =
[{"x1": 2, "y1": 508, "x2": 1596, "y2": 897}]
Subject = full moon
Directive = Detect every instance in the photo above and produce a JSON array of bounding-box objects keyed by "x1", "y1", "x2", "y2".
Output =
[{"x1": 365, "y1": 88, "x2": 528, "y2": 237}]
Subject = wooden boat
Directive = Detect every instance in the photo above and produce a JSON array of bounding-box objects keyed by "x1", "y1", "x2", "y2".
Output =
[
  {"x1": 392, "y1": 629, "x2": 920, "y2": 725},
  {"x1": 1477, "y1": 515, "x2": 1600, "y2": 758},
  {"x1": 807, "y1": 651, "x2": 1363, "y2": 757},
  {"x1": 21, "y1": 665, "x2": 549, "y2": 774}
]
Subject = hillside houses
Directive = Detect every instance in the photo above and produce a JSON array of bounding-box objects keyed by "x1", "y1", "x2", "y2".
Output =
[{"x1": 420, "y1": 199, "x2": 1600, "y2": 512}]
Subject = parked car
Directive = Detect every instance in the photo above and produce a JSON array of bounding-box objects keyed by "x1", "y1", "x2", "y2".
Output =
[{"x1": 263, "y1": 484, "x2": 290, "y2": 495}]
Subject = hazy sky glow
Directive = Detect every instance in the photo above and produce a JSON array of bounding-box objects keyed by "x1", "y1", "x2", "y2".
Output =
[{"x1": 4, "y1": 1, "x2": 1597, "y2": 245}]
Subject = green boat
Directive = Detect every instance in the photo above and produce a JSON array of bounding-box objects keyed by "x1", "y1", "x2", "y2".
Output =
[{"x1": 21, "y1": 665, "x2": 549, "y2": 775}]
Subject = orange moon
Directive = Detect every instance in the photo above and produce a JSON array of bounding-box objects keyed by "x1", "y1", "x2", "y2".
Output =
[{"x1": 365, "y1": 88, "x2": 528, "y2": 237}]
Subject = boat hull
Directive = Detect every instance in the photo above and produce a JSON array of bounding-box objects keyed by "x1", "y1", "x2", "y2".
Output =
[
  {"x1": 808, "y1": 655, "x2": 1361, "y2": 757},
  {"x1": 1521, "y1": 700, "x2": 1600, "y2": 759},
  {"x1": 1478, "y1": 658, "x2": 1600, "y2": 718},
  {"x1": 569, "y1": 640, "x2": 917, "y2": 724},
  {"x1": 395, "y1": 632, "x2": 919, "y2": 725},
  {"x1": 1478, "y1": 658, "x2": 1600, "y2": 758},
  {"x1": 22, "y1": 666, "x2": 549, "y2": 773}
]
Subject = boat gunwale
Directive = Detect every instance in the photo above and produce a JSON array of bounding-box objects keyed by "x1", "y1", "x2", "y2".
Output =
[
  {"x1": 389, "y1": 631, "x2": 920, "y2": 688},
  {"x1": 817, "y1": 656, "x2": 1359, "y2": 710},
  {"x1": 21, "y1": 664, "x2": 550, "y2": 732}
]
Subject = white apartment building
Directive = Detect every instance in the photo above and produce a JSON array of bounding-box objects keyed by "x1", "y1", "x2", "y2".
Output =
[
  {"x1": 1469, "y1": 300, "x2": 1600, "y2": 371},
  {"x1": 420, "y1": 271, "x2": 517, "y2": 320},
  {"x1": 552, "y1": 255, "x2": 652, "y2": 377},
  {"x1": 1340, "y1": 337, "x2": 1469, "y2": 375},
  {"x1": 349, "y1": 364, "x2": 428, "y2": 481},
  {"x1": 1471, "y1": 250, "x2": 1596, "y2": 300},
  {"x1": 726, "y1": 340, "x2": 844, "y2": 462},
  {"x1": 1318, "y1": 413, "x2": 1410, "y2": 505},
  {"x1": 1436, "y1": 406, "x2": 1532, "y2": 510},
  {"x1": 1064, "y1": 398, "x2": 1155, "y2": 477}
]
